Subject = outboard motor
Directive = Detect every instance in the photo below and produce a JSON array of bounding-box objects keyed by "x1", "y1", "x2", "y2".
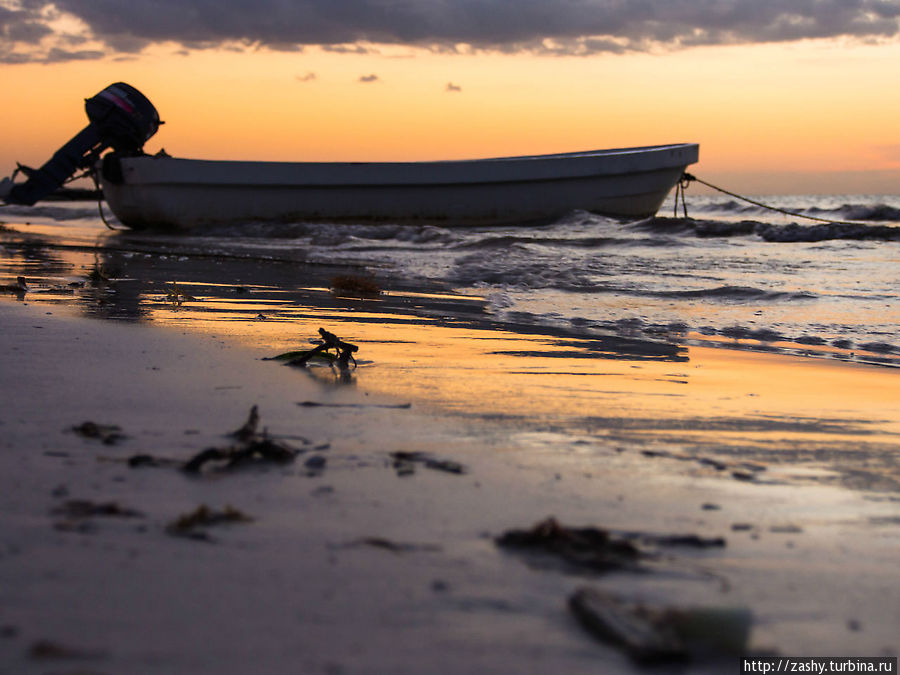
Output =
[{"x1": 0, "y1": 83, "x2": 159, "y2": 205}]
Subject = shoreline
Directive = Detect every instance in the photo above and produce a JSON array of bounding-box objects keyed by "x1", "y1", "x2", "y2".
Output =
[{"x1": 1, "y1": 300, "x2": 898, "y2": 673}]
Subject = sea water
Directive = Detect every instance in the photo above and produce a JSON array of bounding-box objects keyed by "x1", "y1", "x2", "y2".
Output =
[{"x1": 1, "y1": 192, "x2": 898, "y2": 366}]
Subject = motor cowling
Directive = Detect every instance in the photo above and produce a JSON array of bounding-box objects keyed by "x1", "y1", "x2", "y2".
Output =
[
  {"x1": 84, "y1": 83, "x2": 160, "y2": 153},
  {"x1": 1, "y1": 83, "x2": 160, "y2": 206}
]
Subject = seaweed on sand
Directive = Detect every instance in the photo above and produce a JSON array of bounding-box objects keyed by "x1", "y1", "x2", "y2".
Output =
[
  {"x1": 182, "y1": 406, "x2": 302, "y2": 473},
  {"x1": 495, "y1": 517, "x2": 726, "y2": 575},
  {"x1": 166, "y1": 504, "x2": 253, "y2": 541},
  {"x1": 125, "y1": 406, "x2": 306, "y2": 474},
  {"x1": 496, "y1": 517, "x2": 644, "y2": 574},
  {"x1": 0, "y1": 276, "x2": 28, "y2": 293},
  {"x1": 51, "y1": 499, "x2": 144, "y2": 532},
  {"x1": 71, "y1": 420, "x2": 126, "y2": 445},
  {"x1": 28, "y1": 638, "x2": 107, "y2": 661},
  {"x1": 229, "y1": 404, "x2": 260, "y2": 442},
  {"x1": 182, "y1": 436, "x2": 300, "y2": 473},
  {"x1": 341, "y1": 537, "x2": 442, "y2": 554},
  {"x1": 330, "y1": 274, "x2": 381, "y2": 298},
  {"x1": 390, "y1": 451, "x2": 466, "y2": 476},
  {"x1": 165, "y1": 281, "x2": 198, "y2": 306}
]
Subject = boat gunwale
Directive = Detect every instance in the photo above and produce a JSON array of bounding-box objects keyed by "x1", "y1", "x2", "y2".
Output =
[{"x1": 110, "y1": 143, "x2": 699, "y2": 189}]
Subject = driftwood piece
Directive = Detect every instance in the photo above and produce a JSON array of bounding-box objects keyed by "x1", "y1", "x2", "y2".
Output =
[{"x1": 284, "y1": 328, "x2": 359, "y2": 368}]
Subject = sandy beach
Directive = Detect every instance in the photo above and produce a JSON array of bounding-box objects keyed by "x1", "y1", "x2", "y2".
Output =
[{"x1": 1, "y1": 294, "x2": 898, "y2": 674}]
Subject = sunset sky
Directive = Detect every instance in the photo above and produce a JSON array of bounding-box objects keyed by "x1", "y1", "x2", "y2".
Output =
[{"x1": 2, "y1": 0, "x2": 900, "y2": 194}]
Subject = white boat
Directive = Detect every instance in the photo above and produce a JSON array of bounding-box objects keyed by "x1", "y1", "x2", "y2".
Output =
[
  {"x1": 98, "y1": 143, "x2": 699, "y2": 229},
  {"x1": 0, "y1": 84, "x2": 698, "y2": 229}
]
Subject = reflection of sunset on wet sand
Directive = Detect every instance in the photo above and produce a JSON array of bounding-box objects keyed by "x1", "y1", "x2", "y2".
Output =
[{"x1": 3, "y1": 225, "x2": 898, "y2": 495}]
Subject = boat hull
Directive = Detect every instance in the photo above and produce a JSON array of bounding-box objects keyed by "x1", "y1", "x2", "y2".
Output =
[{"x1": 100, "y1": 144, "x2": 699, "y2": 229}]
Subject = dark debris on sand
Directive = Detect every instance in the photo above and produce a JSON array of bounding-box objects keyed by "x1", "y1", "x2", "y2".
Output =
[
  {"x1": 330, "y1": 274, "x2": 381, "y2": 298},
  {"x1": 341, "y1": 537, "x2": 442, "y2": 554},
  {"x1": 28, "y1": 638, "x2": 107, "y2": 662},
  {"x1": 496, "y1": 517, "x2": 645, "y2": 573},
  {"x1": 52, "y1": 500, "x2": 143, "y2": 519},
  {"x1": 70, "y1": 421, "x2": 126, "y2": 445},
  {"x1": 123, "y1": 406, "x2": 310, "y2": 475},
  {"x1": 495, "y1": 517, "x2": 725, "y2": 575},
  {"x1": 390, "y1": 451, "x2": 466, "y2": 476},
  {"x1": 166, "y1": 504, "x2": 253, "y2": 541},
  {"x1": 569, "y1": 587, "x2": 752, "y2": 664},
  {"x1": 182, "y1": 435, "x2": 301, "y2": 474},
  {"x1": 268, "y1": 328, "x2": 359, "y2": 369},
  {"x1": 51, "y1": 499, "x2": 144, "y2": 533}
]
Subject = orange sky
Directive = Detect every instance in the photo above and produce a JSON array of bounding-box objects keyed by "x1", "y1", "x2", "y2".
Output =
[{"x1": 2, "y1": 38, "x2": 900, "y2": 194}]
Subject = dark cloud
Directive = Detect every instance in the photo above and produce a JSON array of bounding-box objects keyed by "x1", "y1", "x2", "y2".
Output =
[
  {"x1": 296, "y1": 71, "x2": 317, "y2": 82},
  {"x1": 43, "y1": 47, "x2": 105, "y2": 63},
  {"x1": 446, "y1": 82, "x2": 462, "y2": 92},
  {"x1": 3, "y1": 0, "x2": 900, "y2": 62},
  {"x1": 358, "y1": 73, "x2": 380, "y2": 83},
  {"x1": 4, "y1": 18, "x2": 51, "y2": 42}
]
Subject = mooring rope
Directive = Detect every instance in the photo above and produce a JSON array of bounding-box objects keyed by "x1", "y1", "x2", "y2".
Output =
[
  {"x1": 89, "y1": 170, "x2": 125, "y2": 231},
  {"x1": 679, "y1": 172, "x2": 875, "y2": 227}
]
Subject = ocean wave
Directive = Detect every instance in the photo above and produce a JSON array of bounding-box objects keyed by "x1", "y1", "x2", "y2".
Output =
[
  {"x1": 628, "y1": 217, "x2": 698, "y2": 234},
  {"x1": 688, "y1": 198, "x2": 900, "y2": 223},
  {"x1": 450, "y1": 255, "x2": 597, "y2": 291},
  {"x1": 689, "y1": 199, "x2": 761, "y2": 214},
  {"x1": 651, "y1": 285, "x2": 817, "y2": 302},
  {"x1": 453, "y1": 235, "x2": 622, "y2": 250},
  {"x1": 806, "y1": 203, "x2": 900, "y2": 222},
  {"x1": 755, "y1": 222, "x2": 900, "y2": 242},
  {"x1": 642, "y1": 217, "x2": 900, "y2": 242},
  {"x1": 717, "y1": 326, "x2": 786, "y2": 341},
  {"x1": 0, "y1": 204, "x2": 100, "y2": 221},
  {"x1": 191, "y1": 221, "x2": 462, "y2": 247},
  {"x1": 859, "y1": 341, "x2": 897, "y2": 354},
  {"x1": 452, "y1": 234, "x2": 686, "y2": 250}
]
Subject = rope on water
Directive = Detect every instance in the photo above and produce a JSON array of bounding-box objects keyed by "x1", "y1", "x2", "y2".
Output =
[{"x1": 679, "y1": 172, "x2": 874, "y2": 227}]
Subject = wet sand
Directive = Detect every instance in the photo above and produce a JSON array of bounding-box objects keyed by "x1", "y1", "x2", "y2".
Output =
[{"x1": 1, "y1": 298, "x2": 898, "y2": 674}]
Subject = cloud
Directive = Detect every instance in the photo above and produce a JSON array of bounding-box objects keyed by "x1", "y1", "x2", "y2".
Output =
[
  {"x1": 3, "y1": 1, "x2": 900, "y2": 62},
  {"x1": 358, "y1": 73, "x2": 380, "y2": 83},
  {"x1": 296, "y1": 71, "x2": 317, "y2": 82},
  {"x1": 43, "y1": 47, "x2": 105, "y2": 62},
  {"x1": 446, "y1": 82, "x2": 462, "y2": 92},
  {"x1": 321, "y1": 43, "x2": 378, "y2": 54}
]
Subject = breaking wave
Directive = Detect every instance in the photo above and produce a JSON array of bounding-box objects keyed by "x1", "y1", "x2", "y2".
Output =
[
  {"x1": 807, "y1": 203, "x2": 900, "y2": 222},
  {"x1": 0, "y1": 203, "x2": 100, "y2": 221},
  {"x1": 649, "y1": 285, "x2": 817, "y2": 302},
  {"x1": 641, "y1": 217, "x2": 900, "y2": 242},
  {"x1": 690, "y1": 199, "x2": 900, "y2": 223},
  {"x1": 449, "y1": 255, "x2": 598, "y2": 292}
]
